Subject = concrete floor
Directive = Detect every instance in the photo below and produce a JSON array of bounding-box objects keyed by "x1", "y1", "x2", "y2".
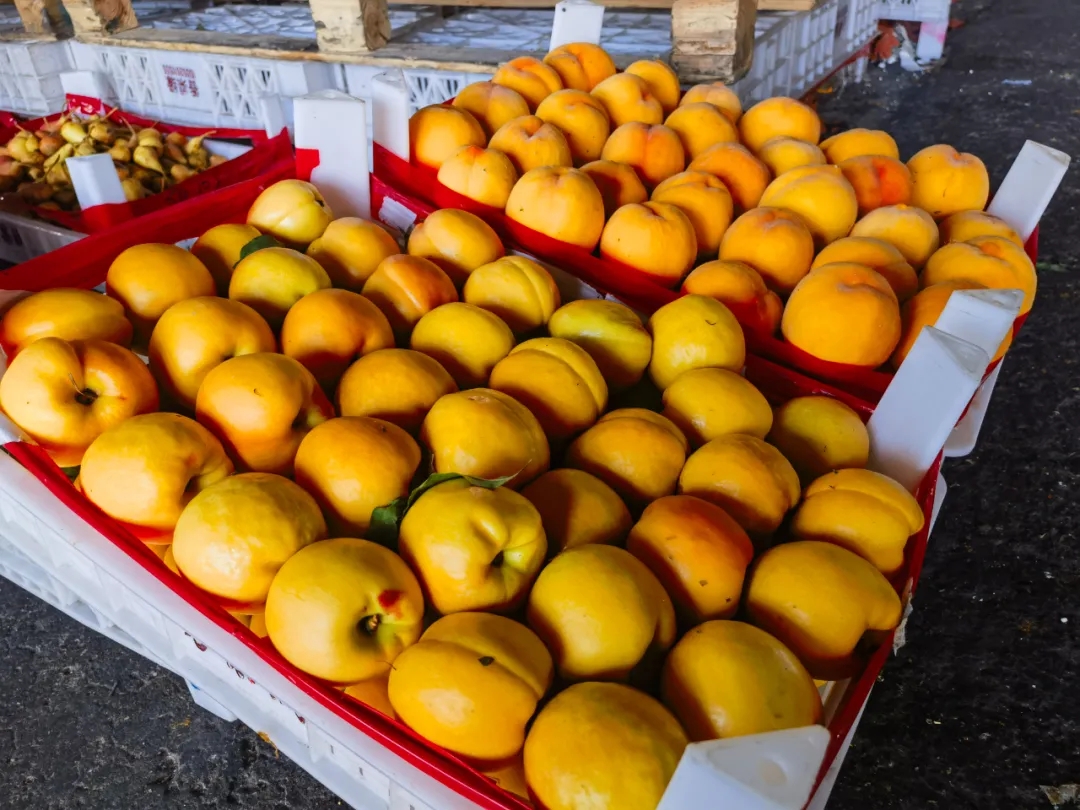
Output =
[{"x1": 2, "y1": 0, "x2": 1079, "y2": 807}]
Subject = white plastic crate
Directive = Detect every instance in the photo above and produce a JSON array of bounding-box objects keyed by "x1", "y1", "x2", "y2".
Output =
[
  {"x1": 734, "y1": 4, "x2": 840, "y2": 103},
  {"x1": 836, "y1": 0, "x2": 879, "y2": 58},
  {"x1": 0, "y1": 38, "x2": 71, "y2": 75},
  {"x1": 340, "y1": 0, "x2": 868, "y2": 117},
  {"x1": 0, "y1": 210, "x2": 83, "y2": 265},
  {"x1": 0, "y1": 40, "x2": 72, "y2": 116},
  {"x1": 67, "y1": 40, "x2": 342, "y2": 130},
  {"x1": 875, "y1": 0, "x2": 949, "y2": 60},
  {"x1": 344, "y1": 65, "x2": 491, "y2": 122},
  {"x1": 876, "y1": 0, "x2": 949, "y2": 22},
  {"x1": 0, "y1": 531, "x2": 177, "y2": 673}
]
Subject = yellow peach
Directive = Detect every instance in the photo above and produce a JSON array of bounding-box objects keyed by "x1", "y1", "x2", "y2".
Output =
[
  {"x1": 681, "y1": 260, "x2": 783, "y2": 335},
  {"x1": 938, "y1": 210, "x2": 1024, "y2": 246},
  {"x1": 792, "y1": 468, "x2": 925, "y2": 575},
  {"x1": 437, "y1": 145, "x2": 518, "y2": 209},
  {"x1": 759, "y1": 165, "x2": 858, "y2": 246},
  {"x1": 599, "y1": 201, "x2": 698, "y2": 287},
  {"x1": 628, "y1": 498, "x2": 755, "y2": 623},
  {"x1": 662, "y1": 367, "x2": 772, "y2": 446},
  {"x1": 651, "y1": 170, "x2": 735, "y2": 259},
  {"x1": 543, "y1": 42, "x2": 617, "y2": 91},
  {"x1": 535, "y1": 89, "x2": 612, "y2": 165},
  {"x1": 580, "y1": 159, "x2": 649, "y2": 218},
  {"x1": 547, "y1": 299, "x2": 653, "y2": 390},
  {"x1": 891, "y1": 280, "x2": 1012, "y2": 370},
  {"x1": 591, "y1": 73, "x2": 663, "y2": 127},
  {"x1": 505, "y1": 166, "x2": 606, "y2": 251},
  {"x1": 819, "y1": 128, "x2": 900, "y2": 163},
  {"x1": 850, "y1": 204, "x2": 941, "y2": 269},
  {"x1": 663, "y1": 102, "x2": 740, "y2": 161},
  {"x1": 489, "y1": 337, "x2": 608, "y2": 439},
  {"x1": 921, "y1": 235, "x2": 1037, "y2": 314},
  {"x1": 521, "y1": 468, "x2": 631, "y2": 553},
  {"x1": 680, "y1": 82, "x2": 742, "y2": 122},
  {"x1": 688, "y1": 142, "x2": 772, "y2": 211},
  {"x1": 305, "y1": 218, "x2": 401, "y2": 292},
  {"x1": 407, "y1": 208, "x2": 506, "y2": 287},
  {"x1": 757, "y1": 136, "x2": 827, "y2": 176},
  {"x1": 361, "y1": 254, "x2": 458, "y2": 337},
  {"x1": 421, "y1": 388, "x2": 550, "y2": 486},
  {"x1": 489, "y1": 114, "x2": 573, "y2": 175},
  {"x1": 624, "y1": 60, "x2": 681, "y2": 115},
  {"x1": 648, "y1": 294, "x2": 745, "y2": 390},
  {"x1": 719, "y1": 207, "x2": 815, "y2": 295},
  {"x1": 336, "y1": 348, "x2": 458, "y2": 432},
  {"x1": 811, "y1": 236, "x2": 918, "y2": 301},
  {"x1": 452, "y1": 81, "x2": 531, "y2": 138},
  {"x1": 600, "y1": 122, "x2": 686, "y2": 189},
  {"x1": 907, "y1": 144, "x2": 990, "y2": 219},
  {"x1": 410, "y1": 302, "x2": 515, "y2": 388},
  {"x1": 678, "y1": 434, "x2": 800, "y2": 535},
  {"x1": 767, "y1": 395, "x2": 870, "y2": 484},
  {"x1": 409, "y1": 105, "x2": 486, "y2": 170},
  {"x1": 781, "y1": 262, "x2": 901, "y2": 367},
  {"x1": 738, "y1": 97, "x2": 822, "y2": 153},
  {"x1": 492, "y1": 56, "x2": 564, "y2": 109},
  {"x1": 838, "y1": 155, "x2": 914, "y2": 216},
  {"x1": 567, "y1": 409, "x2": 688, "y2": 506},
  {"x1": 462, "y1": 255, "x2": 561, "y2": 334}
]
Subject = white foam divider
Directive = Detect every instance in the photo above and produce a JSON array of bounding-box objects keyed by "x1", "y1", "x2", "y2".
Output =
[
  {"x1": 549, "y1": 0, "x2": 606, "y2": 50},
  {"x1": 59, "y1": 70, "x2": 117, "y2": 108},
  {"x1": 660, "y1": 726, "x2": 831, "y2": 810},
  {"x1": 868, "y1": 327, "x2": 988, "y2": 492},
  {"x1": 67, "y1": 152, "x2": 127, "y2": 209},
  {"x1": 259, "y1": 94, "x2": 290, "y2": 139},
  {"x1": 372, "y1": 71, "x2": 410, "y2": 162},
  {"x1": 987, "y1": 140, "x2": 1071, "y2": 241},
  {"x1": 944, "y1": 361, "x2": 1003, "y2": 458},
  {"x1": 935, "y1": 288, "x2": 1022, "y2": 361},
  {"x1": 293, "y1": 90, "x2": 371, "y2": 220}
]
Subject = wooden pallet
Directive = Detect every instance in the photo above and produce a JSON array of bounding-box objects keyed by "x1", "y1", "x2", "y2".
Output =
[{"x1": 1, "y1": 0, "x2": 809, "y2": 83}]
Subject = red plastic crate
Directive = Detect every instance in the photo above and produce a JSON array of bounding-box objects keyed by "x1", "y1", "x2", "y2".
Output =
[
  {"x1": 0, "y1": 166, "x2": 942, "y2": 809},
  {"x1": 372, "y1": 143, "x2": 1036, "y2": 404},
  {"x1": 0, "y1": 95, "x2": 292, "y2": 236}
]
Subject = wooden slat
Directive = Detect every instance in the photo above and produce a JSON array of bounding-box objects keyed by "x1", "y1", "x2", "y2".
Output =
[
  {"x1": 309, "y1": 0, "x2": 390, "y2": 52},
  {"x1": 80, "y1": 27, "x2": 528, "y2": 71},
  {"x1": 10, "y1": 0, "x2": 66, "y2": 34},
  {"x1": 670, "y1": 0, "x2": 756, "y2": 83},
  {"x1": 378, "y1": 0, "x2": 817, "y2": 9},
  {"x1": 76, "y1": 0, "x2": 769, "y2": 80},
  {"x1": 12, "y1": 0, "x2": 50, "y2": 33},
  {"x1": 59, "y1": 0, "x2": 137, "y2": 34},
  {"x1": 757, "y1": 0, "x2": 819, "y2": 9}
]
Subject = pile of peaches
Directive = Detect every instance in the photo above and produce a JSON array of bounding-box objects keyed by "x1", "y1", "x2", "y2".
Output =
[
  {"x1": 408, "y1": 42, "x2": 1036, "y2": 370},
  {"x1": 0, "y1": 178, "x2": 931, "y2": 809}
]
